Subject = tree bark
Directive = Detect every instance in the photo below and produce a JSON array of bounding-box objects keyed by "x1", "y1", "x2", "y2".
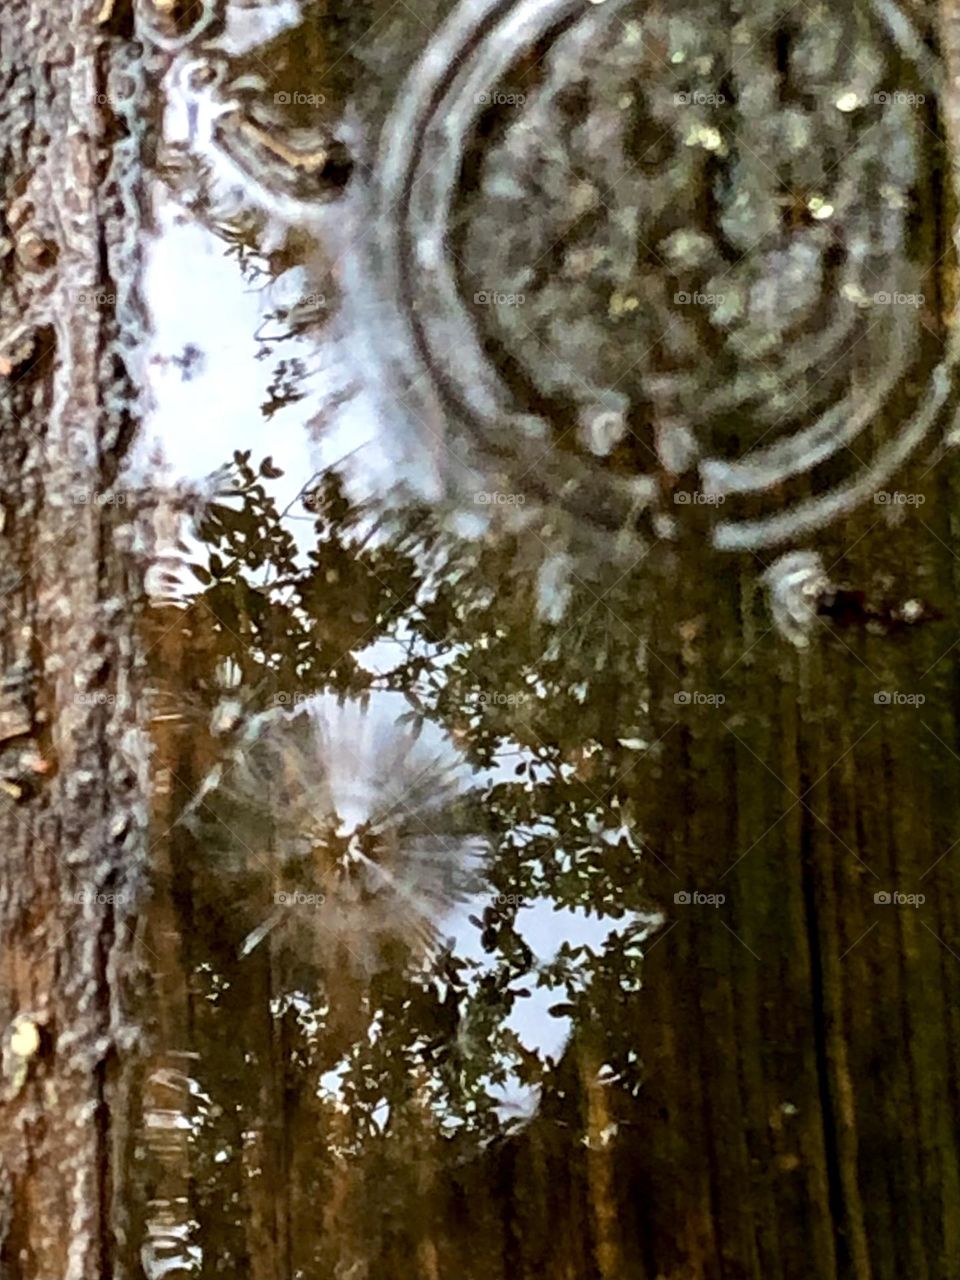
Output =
[{"x1": 0, "y1": 3, "x2": 146, "y2": 1277}]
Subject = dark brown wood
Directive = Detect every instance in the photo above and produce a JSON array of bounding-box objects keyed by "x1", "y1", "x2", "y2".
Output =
[{"x1": 0, "y1": 2, "x2": 147, "y2": 1276}]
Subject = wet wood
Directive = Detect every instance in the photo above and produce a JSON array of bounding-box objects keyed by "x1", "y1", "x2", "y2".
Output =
[
  {"x1": 3, "y1": 1, "x2": 960, "y2": 1278},
  {"x1": 0, "y1": 2, "x2": 147, "y2": 1277}
]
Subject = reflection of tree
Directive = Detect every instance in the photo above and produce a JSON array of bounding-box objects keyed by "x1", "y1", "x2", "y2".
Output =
[{"x1": 142, "y1": 452, "x2": 657, "y2": 1276}]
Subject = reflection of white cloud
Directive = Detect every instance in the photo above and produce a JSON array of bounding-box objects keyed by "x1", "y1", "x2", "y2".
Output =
[
  {"x1": 133, "y1": 196, "x2": 321, "y2": 509},
  {"x1": 132, "y1": 183, "x2": 423, "y2": 582}
]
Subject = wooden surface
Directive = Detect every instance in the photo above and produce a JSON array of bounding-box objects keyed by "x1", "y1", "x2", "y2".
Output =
[
  {"x1": 0, "y1": 3, "x2": 147, "y2": 1276},
  {"x1": 2, "y1": 1, "x2": 960, "y2": 1278}
]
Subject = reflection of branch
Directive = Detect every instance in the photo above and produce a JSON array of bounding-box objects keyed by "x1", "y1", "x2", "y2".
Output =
[
  {"x1": 352, "y1": 516, "x2": 387, "y2": 555},
  {"x1": 252, "y1": 312, "x2": 296, "y2": 346},
  {"x1": 259, "y1": 470, "x2": 324, "y2": 591},
  {"x1": 280, "y1": 471, "x2": 324, "y2": 520}
]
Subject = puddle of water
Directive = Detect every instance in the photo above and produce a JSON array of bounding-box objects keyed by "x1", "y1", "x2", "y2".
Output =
[
  {"x1": 132, "y1": 29, "x2": 664, "y2": 1244},
  {"x1": 125, "y1": 0, "x2": 956, "y2": 1275}
]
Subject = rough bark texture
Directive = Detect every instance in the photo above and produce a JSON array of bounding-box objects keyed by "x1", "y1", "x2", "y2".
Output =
[{"x1": 0, "y1": 2, "x2": 147, "y2": 1277}]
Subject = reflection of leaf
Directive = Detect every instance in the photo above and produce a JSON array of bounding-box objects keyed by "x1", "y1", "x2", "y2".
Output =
[
  {"x1": 205, "y1": 503, "x2": 250, "y2": 534},
  {"x1": 260, "y1": 358, "x2": 308, "y2": 421},
  {"x1": 206, "y1": 584, "x2": 240, "y2": 637},
  {"x1": 155, "y1": 447, "x2": 656, "y2": 1172},
  {"x1": 548, "y1": 1002, "x2": 577, "y2": 1018}
]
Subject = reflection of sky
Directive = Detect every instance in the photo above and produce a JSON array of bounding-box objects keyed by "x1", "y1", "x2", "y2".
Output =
[
  {"x1": 137, "y1": 27, "x2": 659, "y2": 1133},
  {"x1": 130, "y1": 0, "x2": 332, "y2": 503},
  {"x1": 132, "y1": 180, "x2": 406, "y2": 607},
  {"x1": 130, "y1": 5, "x2": 409, "y2": 550},
  {"x1": 444, "y1": 892, "x2": 660, "y2": 1122},
  {"x1": 219, "y1": 0, "x2": 302, "y2": 54},
  {"x1": 133, "y1": 197, "x2": 337, "y2": 510},
  {"x1": 134, "y1": 2, "x2": 498, "y2": 595},
  {"x1": 138, "y1": 198, "x2": 656, "y2": 1122}
]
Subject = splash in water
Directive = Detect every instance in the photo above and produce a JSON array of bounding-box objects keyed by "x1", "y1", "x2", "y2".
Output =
[{"x1": 180, "y1": 690, "x2": 489, "y2": 973}]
